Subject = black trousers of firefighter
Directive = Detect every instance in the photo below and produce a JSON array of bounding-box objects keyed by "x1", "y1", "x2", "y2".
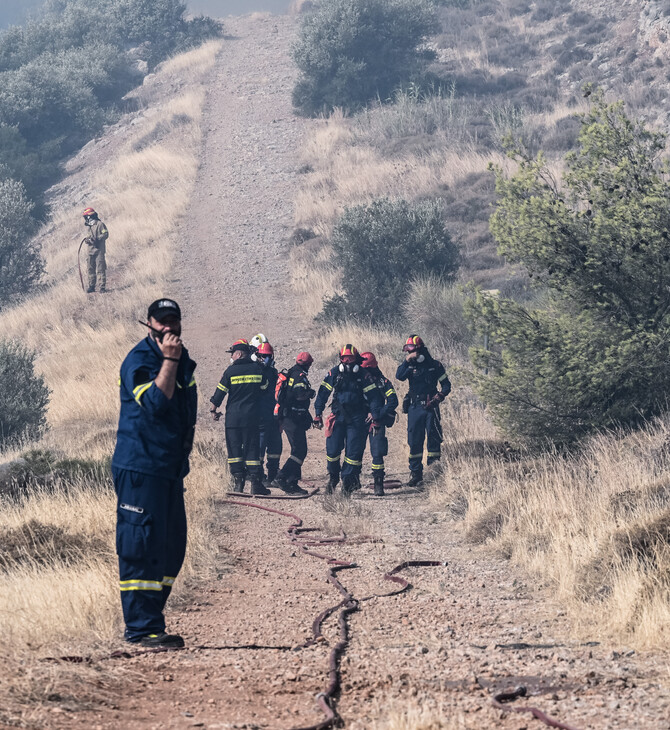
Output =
[
  {"x1": 276, "y1": 416, "x2": 308, "y2": 484},
  {"x1": 226, "y1": 425, "x2": 262, "y2": 479},
  {"x1": 407, "y1": 402, "x2": 442, "y2": 475}
]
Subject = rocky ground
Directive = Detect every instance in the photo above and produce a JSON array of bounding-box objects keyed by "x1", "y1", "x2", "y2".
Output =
[{"x1": 34, "y1": 13, "x2": 670, "y2": 730}]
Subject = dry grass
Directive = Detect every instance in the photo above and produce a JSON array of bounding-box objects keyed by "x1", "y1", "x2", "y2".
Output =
[{"x1": 0, "y1": 39, "x2": 224, "y2": 723}]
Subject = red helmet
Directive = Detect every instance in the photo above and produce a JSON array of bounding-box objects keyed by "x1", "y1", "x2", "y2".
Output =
[
  {"x1": 360, "y1": 351, "x2": 378, "y2": 369},
  {"x1": 402, "y1": 335, "x2": 424, "y2": 353},
  {"x1": 339, "y1": 344, "x2": 359, "y2": 363},
  {"x1": 296, "y1": 351, "x2": 313, "y2": 368},
  {"x1": 228, "y1": 338, "x2": 250, "y2": 353},
  {"x1": 82, "y1": 207, "x2": 96, "y2": 217},
  {"x1": 256, "y1": 342, "x2": 274, "y2": 357}
]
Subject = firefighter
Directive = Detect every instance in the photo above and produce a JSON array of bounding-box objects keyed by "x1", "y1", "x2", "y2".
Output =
[
  {"x1": 82, "y1": 207, "x2": 109, "y2": 293},
  {"x1": 314, "y1": 345, "x2": 384, "y2": 496},
  {"x1": 210, "y1": 339, "x2": 269, "y2": 495},
  {"x1": 360, "y1": 352, "x2": 398, "y2": 496},
  {"x1": 112, "y1": 298, "x2": 197, "y2": 648},
  {"x1": 396, "y1": 335, "x2": 451, "y2": 487},
  {"x1": 272, "y1": 352, "x2": 315, "y2": 496},
  {"x1": 256, "y1": 341, "x2": 282, "y2": 486}
]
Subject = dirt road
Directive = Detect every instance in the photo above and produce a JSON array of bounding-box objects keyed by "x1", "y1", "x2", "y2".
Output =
[{"x1": 64, "y1": 14, "x2": 669, "y2": 730}]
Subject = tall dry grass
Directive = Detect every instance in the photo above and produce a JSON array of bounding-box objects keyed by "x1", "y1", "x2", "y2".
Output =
[{"x1": 0, "y1": 39, "x2": 225, "y2": 723}]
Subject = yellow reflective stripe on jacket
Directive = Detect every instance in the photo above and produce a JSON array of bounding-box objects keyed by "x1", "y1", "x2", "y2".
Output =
[
  {"x1": 118, "y1": 377, "x2": 121, "y2": 386},
  {"x1": 363, "y1": 384, "x2": 376, "y2": 393},
  {"x1": 321, "y1": 381, "x2": 333, "y2": 391},
  {"x1": 188, "y1": 377, "x2": 196, "y2": 387},
  {"x1": 438, "y1": 373, "x2": 448, "y2": 382},
  {"x1": 217, "y1": 383, "x2": 229, "y2": 393},
  {"x1": 245, "y1": 460, "x2": 261, "y2": 466},
  {"x1": 119, "y1": 579, "x2": 163, "y2": 592},
  {"x1": 133, "y1": 382, "x2": 153, "y2": 405},
  {"x1": 385, "y1": 388, "x2": 396, "y2": 397},
  {"x1": 162, "y1": 576, "x2": 176, "y2": 586},
  {"x1": 228, "y1": 457, "x2": 243, "y2": 464},
  {"x1": 230, "y1": 374, "x2": 263, "y2": 385}
]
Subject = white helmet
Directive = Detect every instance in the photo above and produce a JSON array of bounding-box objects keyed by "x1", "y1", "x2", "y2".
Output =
[{"x1": 249, "y1": 333, "x2": 268, "y2": 349}]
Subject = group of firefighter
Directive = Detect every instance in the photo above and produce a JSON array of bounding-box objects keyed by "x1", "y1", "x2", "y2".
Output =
[{"x1": 209, "y1": 332, "x2": 451, "y2": 498}]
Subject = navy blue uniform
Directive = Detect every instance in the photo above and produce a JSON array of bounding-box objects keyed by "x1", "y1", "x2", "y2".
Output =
[
  {"x1": 396, "y1": 355, "x2": 450, "y2": 475},
  {"x1": 367, "y1": 374, "x2": 398, "y2": 476},
  {"x1": 259, "y1": 365, "x2": 282, "y2": 481},
  {"x1": 210, "y1": 356, "x2": 268, "y2": 479},
  {"x1": 275, "y1": 364, "x2": 314, "y2": 485},
  {"x1": 314, "y1": 367, "x2": 383, "y2": 482},
  {"x1": 112, "y1": 336, "x2": 197, "y2": 642}
]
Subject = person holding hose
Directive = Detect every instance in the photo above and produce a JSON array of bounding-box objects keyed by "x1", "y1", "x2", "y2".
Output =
[
  {"x1": 82, "y1": 207, "x2": 109, "y2": 293},
  {"x1": 112, "y1": 298, "x2": 197, "y2": 648}
]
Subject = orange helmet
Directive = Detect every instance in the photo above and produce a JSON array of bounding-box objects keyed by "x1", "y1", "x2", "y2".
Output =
[
  {"x1": 82, "y1": 207, "x2": 96, "y2": 217},
  {"x1": 228, "y1": 338, "x2": 250, "y2": 353},
  {"x1": 403, "y1": 335, "x2": 424, "y2": 353},
  {"x1": 360, "y1": 351, "x2": 378, "y2": 369},
  {"x1": 339, "y1": 344, "x2": 359, "y2": 363},
  {"x1": 256, "y1": 342, "x2": 274, "y2": 357},
  {"x1": 296, "y1": 351, "x2": 313, "y2": 368}
]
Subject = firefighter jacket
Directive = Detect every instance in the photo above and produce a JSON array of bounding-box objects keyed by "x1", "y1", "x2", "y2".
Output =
[
  {"x1": 210, "y1": 356, "x2": 268, "y2": 428},
  {"x1": 85, "y1": 219, "x2": 109, "y2": 250},
  {"x1": 396, "y1": 355, "x2": 451, "y2": 401},
  {"x1": 315, "y1": 367, "x2": 384, "y2": 423},
  {"x1": 277, "y1": 364, "x2": 314, "y2": 429},
  {"x1": 373, "y1": 372, "x2": 399, "y2": 426},
  {"x1": 112, "y1": 336, "x2": 197, "y2": 479},
  {"x1": 259, "y1": 364, "x2": 279, "y2": 428}
]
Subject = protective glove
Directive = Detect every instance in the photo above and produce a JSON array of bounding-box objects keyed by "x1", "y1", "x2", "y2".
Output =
[
  {"x1": 210, "y1": 407, "x2": 221, "y2": 421},
  {"x1": 312, "y1": 415, "x2": 323, "y2": 430}
]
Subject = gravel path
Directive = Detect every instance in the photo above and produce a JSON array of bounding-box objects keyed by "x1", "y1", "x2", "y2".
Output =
[{"x1": 62, "y1": 14, "x2": 670, "y2": 730}]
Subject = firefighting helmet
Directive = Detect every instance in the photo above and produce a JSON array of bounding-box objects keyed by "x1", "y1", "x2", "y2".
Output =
[
  {"x1": 250, "y1": 333, "x2": 268, "y2": 349},
  {"x1": 296, "y1": 351, "x2": 313, "y2": 369},
  {"x1": 339, "y1": 344, "x2": 360, "y2": 373},
  {"x1": 402, "y1": 335, "x2": 424, "y2": 353},
  {"x1": 228, "y1": 338, "x2": 251, "y2": 354},
  {"x1": 360, "y1": 351, "x2": 378, "y2": 369},
  {"x1": 256, "y1": 342, "x2": 274, "y2": 364}
]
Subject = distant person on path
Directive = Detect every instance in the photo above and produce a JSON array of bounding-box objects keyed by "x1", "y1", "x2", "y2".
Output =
[
  {"x1": 112, "y1": 298, "x2": 197, "y2": 648},
  {"x1": 272, "y1": 351, "x2": 316, "y2": 496},
  {"x1": 210, "y1": 339, "x2": 270, "y2": 495},
  {"x1": 255, "y1": 341, "x2": 283, "y2": 486},
  {"x1": 360, "y1": 352, "x2": 398, "y2": 496},
  {"x1": 82, "y1": 207, "x2": 109, "y2": 293},
  {"x1": 395, "y1": 335, "x2": 451, "y2": 488},
  {"x1": 314, "y1": 345, "x2": 384, "y2": 496}
]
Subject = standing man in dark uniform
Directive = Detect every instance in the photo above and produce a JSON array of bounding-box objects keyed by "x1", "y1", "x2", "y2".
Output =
[
  {"x1": 360, "y1": 352, "x2": 398, "y2": 496},
  {"x1": 396, "y1": 335, "x2": 451, "y2": 487},
  {"x1": 256, "y1": 341, "x2": 282, "y2": 486},
  {"x1": 272, "y1": 352, "x2": 315, "y2": 496},
  {"x1": 82, "y1": 207, "x2": 109, "y2": 293},
  {"x1": 210, "y1": 339, "x2": 270, "y2": 495},
  {"x1": 112, "y1": 298, "x2": 197, "y2": 648},
  {"x1": 313, "y1": 345, "x2": 384, "y2": 496}
]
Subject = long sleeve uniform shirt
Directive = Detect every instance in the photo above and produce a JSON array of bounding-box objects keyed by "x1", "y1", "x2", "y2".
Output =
[
  {"x1": 112, "y1": 336, "x2": 197, "y2": 479},
  {"x1": 314, "y1": 367, "x2": 384, "y2": 422},
  {"x1": 395, "y1": 356, "x2": 451, "y2": 399},
  {"x1": 210, "y1": 356, "x2": 268, "y2": 427}
]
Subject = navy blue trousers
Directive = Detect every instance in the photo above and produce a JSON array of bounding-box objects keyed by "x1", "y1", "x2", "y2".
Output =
[
  {"x1": 277, "y1": 417, "x2": 308, "y2": 482},
  {"x1": 326, "y1": 418, "x2": 368, "y2": 479},
  {"x1": 407, "y1": 404, "x2": 442, "y2": 473},
  {"x1": 226, "y1": 425, "x2": 261, "y2": 477},
  {"x1": 259, "y1": 420, "x2": 283, "y2": 479},
  {"x1": 368, "y1": 425, "x2": 388, "y2": 474},
  {"x1": 113, "y1": 468, "x2": 187, "y2": 641}
]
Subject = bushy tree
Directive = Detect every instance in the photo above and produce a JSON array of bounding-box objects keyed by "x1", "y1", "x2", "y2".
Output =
[
  {"x1": 323, "y1": 197, "x2": 459, "y2": 323},
  {"x1": 466, "y1": 91, "x2": 670, "y2": 444},
  {"x1": 292, "y1": 0, "x2": 437, "y2": 116},
  {"x1": 0, "y1": 339, "x2": 50, "y2": 444},
  {"x1": 0, "y1": 178, "x2": 42, "y2": 307}
]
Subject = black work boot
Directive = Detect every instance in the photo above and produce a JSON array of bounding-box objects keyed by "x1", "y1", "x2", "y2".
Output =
[
  {"x1": 325, "y1": 474, "x2": 339, "y2": 494},
  {"x1": 407, "y1": 471, "x2": 423, "y2": 488},
  {"x1": 130, "y1": 632, "x2": 184, "y2": 649},
  {"x1": 250, "y1": 476, "x2": 271, "y2": 496},
  {"x1": 341, "y1": 476, "x2": 355, "y2": 497},
  {"x1": 265, "y1": 470, "x2": 277, "y2": 488},
  {"x1": 373, "y1": 472, "x2": 385, "y2": 496},
  {"x1": 281, "y1": 481, "x2": 308, "y2": 496},
  {"x1": 232, "y1": 474, "x2": 245, "y2": 493},
  {"x1": 270, "y1": 475, "x2": 286, "y2": 489}
]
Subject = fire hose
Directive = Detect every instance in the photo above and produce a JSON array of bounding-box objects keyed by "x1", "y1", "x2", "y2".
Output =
[{"x1": 77, "y1": 237, "x2": 88, "y2": 292}]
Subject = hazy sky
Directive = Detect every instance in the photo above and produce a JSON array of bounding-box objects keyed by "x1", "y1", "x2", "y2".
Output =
[{"x1": 0, "y1": 1, "x2": 292, "y2": 28}]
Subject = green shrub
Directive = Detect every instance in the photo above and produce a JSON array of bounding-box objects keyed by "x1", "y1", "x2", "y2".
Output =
[
  {"x1": 466, "y1": 92, "x2": 670, "y2": 445},
  {"x1": 291, "y1": 0, "x2": 437, "y2": 116},
  {"x1": 0, "y1": 178, "x2": 42, "y2": 307},
  {"x1": 0, "y1": 339, "x2": 50, "y2": 444},
  {"x1": 322, "y1": 197, "x2": 459, "y2": 324}
]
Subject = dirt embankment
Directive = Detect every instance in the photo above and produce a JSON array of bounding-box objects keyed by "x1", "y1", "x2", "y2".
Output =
[{"x1": 46, "y1": 13, "x2": 670, "y2": 730}]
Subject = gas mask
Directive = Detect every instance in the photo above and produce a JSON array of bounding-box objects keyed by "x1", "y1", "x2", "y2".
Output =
[
  {"x1": 339, "y1": 362, "x2": 359, "y2": 373},
  {"x1": 416, "y1": 354, "x2": 425, "y2": 363}
]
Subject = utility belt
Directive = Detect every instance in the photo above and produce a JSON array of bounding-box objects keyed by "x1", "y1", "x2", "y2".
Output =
[{"x1": 402, "y1": 393, "x2": 436, "y2": 413}]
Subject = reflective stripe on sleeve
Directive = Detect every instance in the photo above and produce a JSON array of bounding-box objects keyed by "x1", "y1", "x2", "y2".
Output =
[
  {"x1": 228, "y1": 457, "x2": 244, "y2": 464},
  {"x1": 438, "y1": 373, "x2": 448, "y2": 382},
  {"x1": 133, "y1": 382, "x2": 153, "y2": 405},
  {"x1": 217, "y1": 383, "x2": 229, "y2": 393},
  {"x1": 363, "y1": 384, "x2": 376, "y2": 393},
  {"x1": 385, "y1": 388, "x2": 395, "y2": 397},
  {"x1": 162, "y1": 576, "x2": 176, "y2": 586},
  {"x1": 321, "y1": 381, "x2": 333, "y2": 391},
  {"x1": 119, "y1": 579, "x2": 163, "y2": 592},
  {"x1": 189, "y1": 378, "x2": 196, "y2": 387}
]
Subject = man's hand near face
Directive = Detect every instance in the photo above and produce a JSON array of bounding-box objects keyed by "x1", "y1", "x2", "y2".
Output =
[{"x1": 152, "y1": 317, "x2": 182, "y2": 399}]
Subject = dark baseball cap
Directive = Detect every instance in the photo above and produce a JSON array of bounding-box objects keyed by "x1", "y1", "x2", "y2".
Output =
[{"x1": 147, "y1": 298, "x2": 181, "y2": 321}]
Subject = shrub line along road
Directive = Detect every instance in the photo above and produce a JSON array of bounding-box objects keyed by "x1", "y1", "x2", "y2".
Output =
[{"x1": 65, "y1": 14, "x2": 669, "y2": 730}]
